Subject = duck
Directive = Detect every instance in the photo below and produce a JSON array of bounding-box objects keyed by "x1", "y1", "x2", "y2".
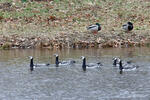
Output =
[
  {"x1": 87, "y1": 23, "x2": 101, "y2": 34},
  {"x1": 122, "y1": 22, "x2": 133, "y2": 31},
  {"x1": 29, "y1": 56, "x2": 50, "y2": 72},
  {"x1": 117, "y1": 58, "x2": 139, "y2": 74},
  {"x1": 113, "y1": 57, "x2": 133, "y2": 67},
  {"x1": 81, "y1": 56, "x2": 102, "y2": 71},
  {"x1": 113, "y1": 57, "x2": 139, "y2": 70},
  {"x1": 54, "y1": 54, "x2": 76, "y2": 67}
]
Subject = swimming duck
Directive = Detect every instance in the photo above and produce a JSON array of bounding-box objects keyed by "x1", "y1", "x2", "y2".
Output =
[
  {"x1": 54, "y1": 54, "x2": 76, "y2": 67},
  {"x1": 113, "y1": 57, "x2": 139, "y2": 71},
  {"x1": 87, "y1": 23, "x2": 101, "y2": 34},
  {"x1": 29, "y1": 56, "x2": 50, "y2": 72},
  {"x1": 81, "y1": 56, "x2": 102, "y2": 71},
  {"x1": 113, "y1": 57, "x2": 132, "y2": 66},
  {"x1": 122, "y1": 22, "x2": 133, "y2": 31},
  {"x1": 117, "y1": 59, "x2": 139, "y2": 74}
]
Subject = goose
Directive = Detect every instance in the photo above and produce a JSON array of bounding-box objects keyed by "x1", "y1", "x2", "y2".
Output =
[
  {"x1": 119, "y1": 60, "x2": 123, "y2": 74},
  {"x1": 118, "y1": 59, "x2": 139, "y2": 74},
  {"x1": 87, "y1": 23, "x2": 101, "y2": 34},
  {"x1": 54, "y1": 54, "x2": 76, "y2": 67},
  {"x1": 30, "y1": 56, "x2": 34, "y2": 72},
  {"x1": 29, "y1": 56, "x2": 50, "y2": 72},
  {"x1": 113, "y1": 57, "x2": 139, "y2": 71},
  {"x1": 113, "y1": 57, "x2": 133, "y2": 67},
  {"x1": 81, "y1": 56, "x2": 102, "y2": 71},
  {"x1": 122, "y1": 22, "x2": 133, "y2": 31}
]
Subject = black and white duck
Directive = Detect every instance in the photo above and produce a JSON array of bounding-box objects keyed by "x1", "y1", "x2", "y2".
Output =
[
  {"x1": 122, "y1": 22, "x2": 133, "y2": 32},
  {"x1": 81, "y1": 56, "x2": 102, "y2": 71},
  {"x1": 113, "y1": 57, "x2": 139, "y2": 74},
  {"x1": 87, "y1": 23, "x2": 101, "y2": 34},
  {"x1": 29, "y1": 56, "x2": 50, "y2": 72},
  {"x1": 54, "y1": 54, "x2": 76, "y2": 67}
]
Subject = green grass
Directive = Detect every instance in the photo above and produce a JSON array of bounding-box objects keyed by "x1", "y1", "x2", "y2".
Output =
[{"x1": 0, "y1": 0, "x2": 150, "y2": 36}]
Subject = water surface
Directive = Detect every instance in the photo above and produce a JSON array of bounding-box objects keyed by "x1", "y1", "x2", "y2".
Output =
[{"x1": 0, "y1": 47, "x2": 150, "y2": 100}]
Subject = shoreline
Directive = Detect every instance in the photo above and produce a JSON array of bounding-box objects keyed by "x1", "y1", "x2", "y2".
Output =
[{"x1": 1, "y1": 30, "x2": 150, "y2": 49}]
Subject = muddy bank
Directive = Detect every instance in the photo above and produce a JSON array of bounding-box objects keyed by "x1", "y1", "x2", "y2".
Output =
[{"x1": 1, "y1": 30, "x2": 150, "y2": 49}]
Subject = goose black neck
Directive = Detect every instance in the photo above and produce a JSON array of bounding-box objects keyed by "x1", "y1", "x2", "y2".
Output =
[
  {"x1": 119, "y1": 60, "x2": 123, "y2": 74},
  {"x1": 82, "y1": 58, "x2": 86, "y2": 71},
  {"x1": 30, "y1": 58, "x2": 34, "y2": 71},
  {"x1": 113, "y1": 59, "x2": 117, "y2": 66},
  {"x1": 55, "y1": 56, "x2": 59, "y2": 66}
]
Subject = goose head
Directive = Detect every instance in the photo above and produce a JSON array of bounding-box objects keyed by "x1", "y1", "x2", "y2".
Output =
[
  {"x1": 113, "y1": 57, "x2": 120, "y2": 66},
  {"x1": 54, "y1": 54, "x2": 59, "y2": 66},
  {"x1": 29, "y1": 56, "x2": 34, "y2": 72},
  {"x1": 81, "y1": 56, "x2": 86, "y2": 71}
]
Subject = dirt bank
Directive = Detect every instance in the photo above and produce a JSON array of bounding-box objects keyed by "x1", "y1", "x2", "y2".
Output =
[{"x1": 1, "y1": 30, "x2": 150, "y2": 49}]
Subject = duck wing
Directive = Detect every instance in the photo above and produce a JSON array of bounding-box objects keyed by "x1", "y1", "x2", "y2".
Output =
[
  {"x1": 122, "y1": 24, "x2": 128, "y2": 31},
  {"x1": 59, "y1": 60, "x2": 75, "y2": 66},
  {"x1": 87, "y1": 25, "x2": 98, "y2": 31},
  {"x1": 123, "y1": 63, "x2": 139, "y2": 71},
  {"x1": 34, "y1": 63, "x2": 50, "y2": 67},
  {"x1": 86, "y1": 63, "x2": 101, "y2": 68}
]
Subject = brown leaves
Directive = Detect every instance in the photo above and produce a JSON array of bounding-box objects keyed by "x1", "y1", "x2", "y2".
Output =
[
  {"x1": 0, "y1": 16, "x2": 3, "y2": 21},
  {"x1": 48, "y1": 16, "x2": 57, "y2": 21}
]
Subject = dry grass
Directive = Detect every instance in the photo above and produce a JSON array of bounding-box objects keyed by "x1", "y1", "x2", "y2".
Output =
[
  {"x1": 0, "y1": 0, "x2": 150, "y2": 49},
  {"x1": 0, "y1": 0, "x2": 150, "y2": 35}
]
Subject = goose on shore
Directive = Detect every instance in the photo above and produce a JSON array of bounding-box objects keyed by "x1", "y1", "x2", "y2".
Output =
[
  {"x1": 54, "y1": 54, "x2": 76, "y2": 67},
  {"x1": 122, "y1": 22, "x2": 133, "y2": 32},
  {"x1": 81, "y1": 56, "x2": 102, "y2": 71},
  {"x1": 87, "y1": 23, "x2": 101, "y2": 34},
  {"x1": 29, "y1": 56, "x2": 50, "y2": 72}
]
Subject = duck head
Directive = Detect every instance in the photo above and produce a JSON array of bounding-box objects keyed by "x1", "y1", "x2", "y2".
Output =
[
  {"x1": 96, "y1": 23, "x2": 100, "y2": 26},
  {"x1": 127, "y1": 22, "x2": 133, "y2": 26},
  {"x1": 127, "y1": 22, "x2": 133, "y2": 31},
  {"x1": 96, "y1": 23, "x2": 101, "y2": 31}
]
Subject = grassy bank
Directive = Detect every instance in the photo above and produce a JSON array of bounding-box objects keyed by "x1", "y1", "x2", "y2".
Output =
[{"x1": 0, "y1": 0, "x2": 150, "y2": 49}]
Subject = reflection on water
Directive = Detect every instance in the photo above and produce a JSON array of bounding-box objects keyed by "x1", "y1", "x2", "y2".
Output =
[{"x1": 0, "y1": 47, "x2": 150, "y2": 99}]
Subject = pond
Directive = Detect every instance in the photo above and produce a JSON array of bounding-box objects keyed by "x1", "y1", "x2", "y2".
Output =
[{"x1": 0, "y1": 47, "x2": 150, "y2": 100}]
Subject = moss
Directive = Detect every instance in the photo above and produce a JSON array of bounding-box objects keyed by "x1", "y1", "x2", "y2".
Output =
[{"x1": 1, "y1": 42, "x2": 11, "y2": 49}]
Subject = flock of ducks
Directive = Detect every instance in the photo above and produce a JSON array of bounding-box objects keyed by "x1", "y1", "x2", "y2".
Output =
[
  {"x1": 87, "y1": 22, "x2": 133, "y2": 34},
  {"x1": 29, "y1": 21, "x2": 135, "y2": 73},
  {"x1": 29, "y1": 54, "x2": 139, "y2": 74}
]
